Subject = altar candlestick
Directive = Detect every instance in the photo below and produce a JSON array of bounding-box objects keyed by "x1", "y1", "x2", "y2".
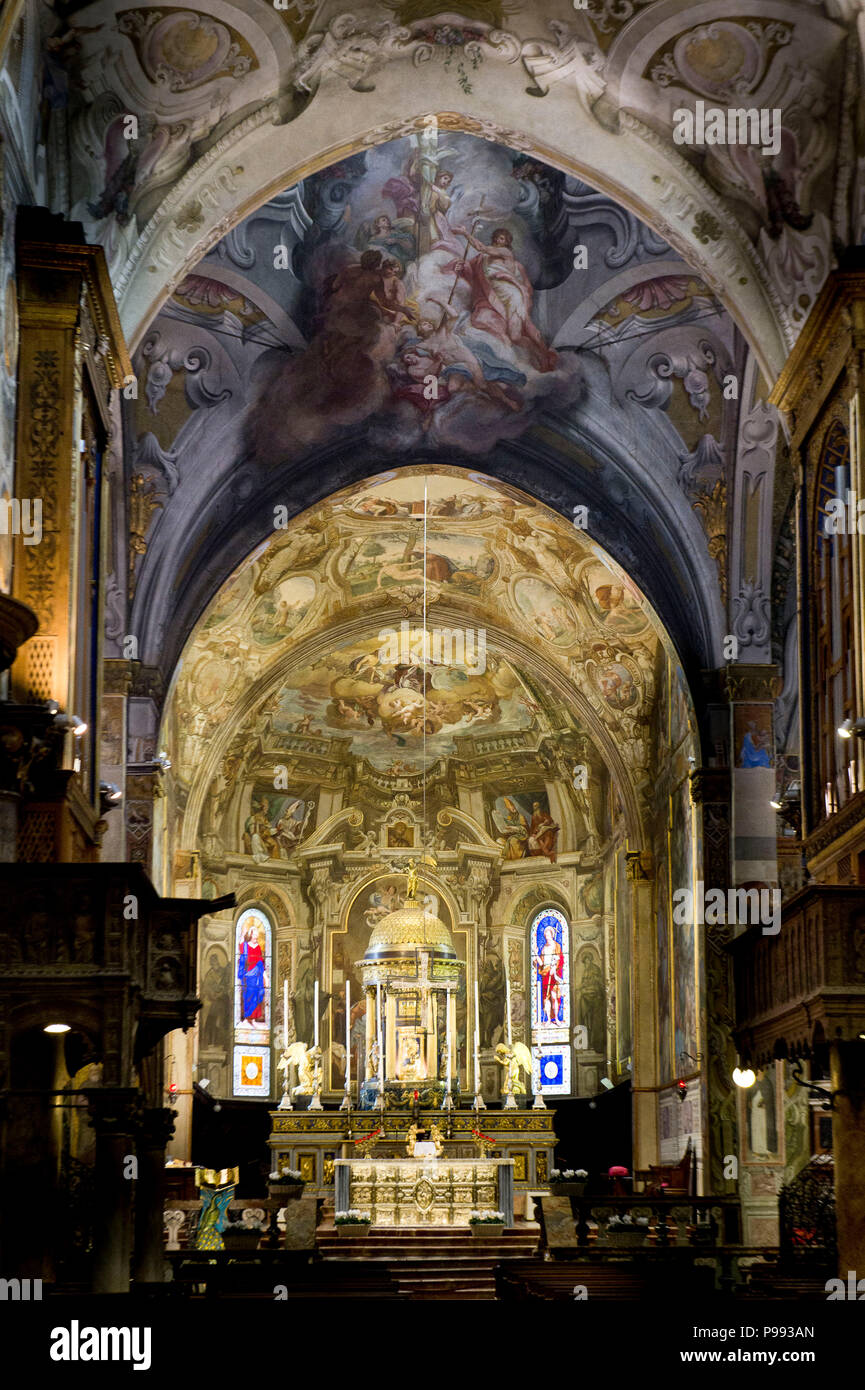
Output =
[
  {"x1": 474, "y1": 979, "x2": 480, "y2": 1094},
  {"x1": 345, "y1": 980, "x2": 351, "y2": 1089},
  {"x1": 506, "y1": 967, "x2": 513, "y2": 1045},
  {"x1": 376, "y1": 982, "x2": 384, "y2": 1093},
  {"x1": 283, "y1": 978, "x2": 288, "y2": 1051},
  {"x1": 314, "y1": 980, "x2": 319, "y2": 1048}
]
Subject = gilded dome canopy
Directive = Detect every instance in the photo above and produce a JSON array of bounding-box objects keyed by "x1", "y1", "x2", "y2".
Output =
[{"x1": 359, "y1": 895, "x2": 457, "y2": 966}]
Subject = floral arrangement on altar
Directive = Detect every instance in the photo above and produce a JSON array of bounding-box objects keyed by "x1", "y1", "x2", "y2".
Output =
[
  {"x1": 550, "y1": 1168, "x2": 588, "y2": 1180},
  {"x1": 468, "y1": 1210, "x2": 505, "y2": 1225},
  {"x1": 269, "y1": 1167, "x2": 303, "y2": 1184},
  {"x1": 335, "y1": 1209, "x2": 372, "y2": 1226}
]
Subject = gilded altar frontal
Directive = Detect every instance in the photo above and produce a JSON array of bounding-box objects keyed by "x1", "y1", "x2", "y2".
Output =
[{"x1": 0, "y1": 0, "x2": 863, "y2": 1350}]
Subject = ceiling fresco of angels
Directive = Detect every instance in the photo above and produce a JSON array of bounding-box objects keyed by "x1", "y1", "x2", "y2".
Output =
[
  {"x1": 249, "y1": 131, "x2": 584, "y2": 457},
  {"x1": 129, "y1": 126, "x2": 732, "y2": 488},
  {"x1": 125, "y1": 128, "x2": 741, "y2": 652},
  {"x1": 164, "y1": 468, "x2": 689, "y2": 816}
]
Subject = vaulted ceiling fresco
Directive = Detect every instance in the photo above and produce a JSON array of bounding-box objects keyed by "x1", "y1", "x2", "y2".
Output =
[
  {"x1": 132, "y1": 127, "x2": 731, "y2": 468},
  {"x1": 164, "y1": 466, "x2": 694, "y2": 856},
  {"x1": 122, "y1": 128, "x2": 738, "y2": 680}
]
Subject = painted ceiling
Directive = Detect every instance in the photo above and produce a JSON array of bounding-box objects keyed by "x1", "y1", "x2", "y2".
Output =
[
  {"x1": 122, "y1": 127, "x2": 740, "y2": 681},
  {"x1": 132, "y1": 127, "x2": 732, "y2": 471},
  {"x1": 165, "y1": 467, "x2": 693, "y2": 846}
]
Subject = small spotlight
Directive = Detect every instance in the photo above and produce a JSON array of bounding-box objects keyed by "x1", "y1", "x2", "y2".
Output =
[
  {"x1": 732, "y1": 1066, "x2": 756, "y2": 1088},
  {"x1": 99, "y1": 781, "x2": 122, "y2": 804},
  {"x1": 600, "y1": 1077, "x2": 613, "y2": 1090},
  {"x1": 44, "y1": 1023, "x2": 70, "y2": 1034},
  {"x1": 157, "y1": 750, "x2": 172, "y2": 771},
  {"x1": 769, "y1": 798, "x2": 783, "y2": 811},
  {"x1": 838, "y1": 718, "x2": 854, "y2": 739},
  {"x1": 72, "y1": 716, "x2": 87, "y2": 737}
]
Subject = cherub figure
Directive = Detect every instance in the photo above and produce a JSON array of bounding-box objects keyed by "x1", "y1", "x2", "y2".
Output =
[
  {"x1": 280, "y1": 1041, "x2": 322, "y2": 1096},
  {"x1": 494, "y1": 1041, "x2": 533, "y2": 1096}
]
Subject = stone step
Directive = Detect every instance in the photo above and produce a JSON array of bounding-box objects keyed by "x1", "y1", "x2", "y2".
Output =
[{"x1": 319, "y1": 1242, "x2": 537, "y2": 1261}]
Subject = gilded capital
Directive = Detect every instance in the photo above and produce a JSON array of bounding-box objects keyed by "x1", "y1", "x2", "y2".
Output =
[{"x1": 625, "y1": 849, "x2": 653, "y2": 881}]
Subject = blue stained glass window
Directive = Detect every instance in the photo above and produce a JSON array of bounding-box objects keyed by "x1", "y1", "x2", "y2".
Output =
[{"x1": 531, "y1": 908, "x2": 569, "y2": 1032}]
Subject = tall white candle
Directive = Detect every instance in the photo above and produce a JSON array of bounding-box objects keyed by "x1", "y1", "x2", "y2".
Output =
[
  {"x1": 345, "y1": 980, "x2": 351, "y2": 1090},
  {"x1": 314, "y1": 979, "x2": 319, "y2": 1048},
  {"x1": 283, "y1": 978, "x2": 288, "y2": 1051},
  {"x1": 376, "y1": 982, "x2": 383, "y2": 1092},
  {"x1": 506, "y1": 967, "x2": 513, "y2": 1046},
  {"x1": 474, "y1": 979, "x2": 480, "y2": 1093}
]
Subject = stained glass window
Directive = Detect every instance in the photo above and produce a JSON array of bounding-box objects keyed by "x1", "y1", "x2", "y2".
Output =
[
  {"x1": 531, "y1": 908, "x2": 570, "y2": 1032},
  {"x1": 232, "y1": 907, "x2": 272, "y2": 1098}
]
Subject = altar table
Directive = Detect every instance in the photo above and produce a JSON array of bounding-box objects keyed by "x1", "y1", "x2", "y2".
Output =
[{"x1": 334, "y1": 1157, "x2": 514, "y2": 1227}]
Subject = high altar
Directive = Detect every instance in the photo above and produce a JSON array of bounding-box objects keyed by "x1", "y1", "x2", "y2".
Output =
[
  {"x1": 269, "y1": 867, "x2": 555, "y2": 1212},
  {"x1": 335, "y1": 1156, "x2": 514, "y2": 1227}
]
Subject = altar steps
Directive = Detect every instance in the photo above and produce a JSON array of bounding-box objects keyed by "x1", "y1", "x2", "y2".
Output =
[{"x1": 317, "y1": 1224, "x2": 539, "y2": 1300}]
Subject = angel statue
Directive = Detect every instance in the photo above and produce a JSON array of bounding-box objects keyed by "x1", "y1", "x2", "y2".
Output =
[
  {"x1": 279, "y1": 1042, "x2": 322, "y2": 1097},
  {"x1": 495, "y1": 1041, "x2": 532, "y2": 1103}
]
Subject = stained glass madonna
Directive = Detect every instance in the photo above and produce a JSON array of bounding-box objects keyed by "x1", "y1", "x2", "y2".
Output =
[{"x1": 233, "y1": 908, "x2": 272, "y2": 1098}]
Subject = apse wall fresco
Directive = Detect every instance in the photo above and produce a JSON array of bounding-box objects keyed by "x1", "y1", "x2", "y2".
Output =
[{"x1": 161, "y1": 465, "x2": 699, "y2": 1106}]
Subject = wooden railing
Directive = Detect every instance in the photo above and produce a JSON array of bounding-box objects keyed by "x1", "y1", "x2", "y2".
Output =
[
  {"x1": 731, "y1": 884, "x2": 865, "y2": 1061},
  {"x1": 545, "y1": 1194, "x2": 742, "y2": 1249}
]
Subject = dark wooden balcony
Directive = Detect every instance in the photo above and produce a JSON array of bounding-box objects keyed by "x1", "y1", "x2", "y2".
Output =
[{"x1": 730, "y1": 884, "x2": 865, "y2": 1065}]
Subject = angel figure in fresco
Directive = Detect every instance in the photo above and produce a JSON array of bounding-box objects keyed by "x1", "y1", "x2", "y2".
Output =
[
  {"x1": 369, "y1": 258, "x2": 417, "y2": 330},
  {"x1": 401, "y1": 301, "x2": 525, "y2": 411},
  {"x1": 382, "y1": 146, "x2": 458, "y2": 254},
  {"x1": 447, "y1": 226, "x2": 557, "y2": 373},
  {"x1": 495, "y1": 1041, "x2": 533, "y2": 1096},
  {"x1": 237, "y1": 921, "x2": 268, "y2": 1027},
  {"x1": 355, "y1": 213, "x2": 417, "y2": 270},
  {"x1": 535, "y1": 922, "x2": 564, "y2": 1025}
]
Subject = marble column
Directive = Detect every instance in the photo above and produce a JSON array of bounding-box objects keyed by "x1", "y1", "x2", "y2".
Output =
[
  {"x1": 625, "y1": 849, "x2": 657, "y2": 1174},
  {"x1": 133, "y1": 1107, "x2": 176, "y2": 1284},
  {"x1": 689, "y1": 768, "x2": 738, "y2": 1195},
  {"x1": 830, "y1": 1039, "x2": 865, "y2": 1280}
]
